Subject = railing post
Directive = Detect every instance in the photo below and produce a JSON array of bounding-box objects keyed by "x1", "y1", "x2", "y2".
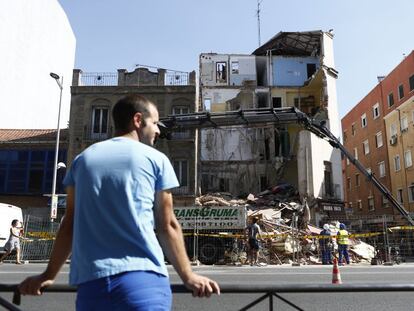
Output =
[{"x1": 383, "y1": 215, "x2": 393, "y2": 265}]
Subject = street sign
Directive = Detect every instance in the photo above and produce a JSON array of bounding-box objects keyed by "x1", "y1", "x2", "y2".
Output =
[{"x1": 50, "y1": 194, "x2": 58, "y2": 219}]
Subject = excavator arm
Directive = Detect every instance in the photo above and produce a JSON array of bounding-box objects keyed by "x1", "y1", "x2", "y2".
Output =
[{"x1": 159, "y1": 107, "x2": 414, "y2": 225}]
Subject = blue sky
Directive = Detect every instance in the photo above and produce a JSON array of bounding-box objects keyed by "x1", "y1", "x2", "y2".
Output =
[{"x1": 58, "y1": 0, "x2": 413, "y2": 118}]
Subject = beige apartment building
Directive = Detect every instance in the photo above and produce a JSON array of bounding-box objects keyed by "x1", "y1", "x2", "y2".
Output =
[{"x1": 384, "y1": 96, "x2": 414, "y2": 211}]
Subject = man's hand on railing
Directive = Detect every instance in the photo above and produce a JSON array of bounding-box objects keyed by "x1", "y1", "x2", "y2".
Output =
[
  {"x1": 18, "y1": 273, "x2": 54, "y2": 296},
  {"x1": 183, "y1": 272, "x2": 220, "y2": 298}
]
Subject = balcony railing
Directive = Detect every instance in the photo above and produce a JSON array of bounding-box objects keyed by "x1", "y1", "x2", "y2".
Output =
[
  {"x1": 164, "y1": 71, "x2": 189, "y2": 86},
  {"x1": 80, "y1": 72, "x2": 118, "y2": 86}
]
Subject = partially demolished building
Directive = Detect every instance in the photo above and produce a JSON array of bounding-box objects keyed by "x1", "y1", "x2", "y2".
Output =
[{"x1": 198, "y1": 31, "x2": 344, "y2": 224}]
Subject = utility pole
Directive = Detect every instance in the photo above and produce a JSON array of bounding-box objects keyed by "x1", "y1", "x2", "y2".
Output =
[{"x1": 256, "y1": 0, "x2": 263, "y2": 47}]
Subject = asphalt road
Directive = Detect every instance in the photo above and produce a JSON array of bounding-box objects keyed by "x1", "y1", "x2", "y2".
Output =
[{"x1": 1, "y1": 263, "x2": 414, "y2": 310}]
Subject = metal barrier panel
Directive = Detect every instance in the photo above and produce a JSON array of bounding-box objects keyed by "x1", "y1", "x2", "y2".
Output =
[
  {"x1": 321, "y1": 215, "x2": 414, "y2": 264},
  {"x1": 183, "y1": 229, "x2": 244, "y2": 265},
  {"x1": 20, "y1": 215, "x2": 59, "y2": 261}
]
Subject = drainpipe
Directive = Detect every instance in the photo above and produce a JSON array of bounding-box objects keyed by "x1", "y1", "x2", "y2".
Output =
[{"x1": 397, "y1": 108, "x2": 409, "y2": 209}]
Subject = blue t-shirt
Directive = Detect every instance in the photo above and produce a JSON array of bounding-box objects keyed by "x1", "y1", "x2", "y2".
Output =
[{"x1": 63, "y1": 137, "x2": 179, "y2": 285}]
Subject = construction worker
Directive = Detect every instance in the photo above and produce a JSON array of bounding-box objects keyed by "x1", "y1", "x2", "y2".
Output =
[
  {"x1": 319, "y1": 224, "x2": 332, "y2": 265},
  {"x1": 337, "y1": 223, "x2": 350, "y2": 265}
]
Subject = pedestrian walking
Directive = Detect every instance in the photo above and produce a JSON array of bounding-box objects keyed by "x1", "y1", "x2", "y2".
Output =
[
  {"x1": 337, "y1": 223, "x2": 350, "y2": 266},
  {"x1": 19, "y1": 95, "x2": 220, "y2": 310},
  {"x1": 0, "y1": 219, "x2": 23, "y2": 264},
  {"x1": 319, "y1": 224, "x2": 333, "y2": 265},
  {"x1": 246, "y1": 217, "x2": 261, "y2": 266}
]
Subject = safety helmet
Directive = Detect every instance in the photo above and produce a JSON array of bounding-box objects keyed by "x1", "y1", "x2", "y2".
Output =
[
  {"x1": 339, "y1": 223, "x2": 346, "y2": 230},
  {"x1": 323, "y1": 224, "x2": 330, "y2": 230}
]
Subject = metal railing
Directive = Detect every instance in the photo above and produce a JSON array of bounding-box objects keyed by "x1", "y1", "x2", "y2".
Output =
[
  {"x1": 164, "y1": 71, "x2": 189, "y2": 86},
  {"x1": 1, "y1": 283, "x2": 414, "y2": 311},
  {"x1": 79, "y1": 72, "x2": 118, "y2": 86}
]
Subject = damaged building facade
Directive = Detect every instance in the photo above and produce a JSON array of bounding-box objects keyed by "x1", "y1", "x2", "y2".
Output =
[{"x1": 198, "y1": 31, "x2": 344, "y2": 223}]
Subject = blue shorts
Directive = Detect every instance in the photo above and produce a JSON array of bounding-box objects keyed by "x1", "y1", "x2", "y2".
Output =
[{"x1": 76, "y1": 271, "x2": 172, "y2": 311}]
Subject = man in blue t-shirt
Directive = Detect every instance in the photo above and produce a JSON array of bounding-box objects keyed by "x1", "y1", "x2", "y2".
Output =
[{"x1": 19, "y1": 95, "x2": 220, "y2": 310}]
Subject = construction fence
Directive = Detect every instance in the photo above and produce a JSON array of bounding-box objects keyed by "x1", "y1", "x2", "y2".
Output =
[
  {"x1": 7, "y1": 214, "x2": 414, "y2": 265},
  {"x1": 182, "y1": 214, "x2": 414, "y2": 265}
]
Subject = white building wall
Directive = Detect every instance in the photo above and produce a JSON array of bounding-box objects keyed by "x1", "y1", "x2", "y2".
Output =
[
  {"x1": 321, "y1": 33, "x2": 343, "y2": 200},
  {"x1": 201, "y1": 128, "x2": 258, "y2": 161},
  {"x1": 0, "y1": 0, "x2": 76, "y2": 129},
  {"x1": 298, "y1": 33, "x2": 343, "y2": 201}
]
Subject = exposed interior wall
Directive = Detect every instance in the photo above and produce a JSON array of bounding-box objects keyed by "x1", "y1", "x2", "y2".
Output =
[
  {"x1": 255, "y1": 56, "x2": 268, "y2": 87},
  {"x1": 229, "y1": 55, "x2": 256, "y2": 86},
  {"x1": 272, "y1": 56, "x2": 319, "y2": 87}
]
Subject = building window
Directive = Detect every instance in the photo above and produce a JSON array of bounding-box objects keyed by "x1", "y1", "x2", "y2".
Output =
[
  {"x1": 354, "y1": 147, "x2": 358, "y2": 160},
  {"x1": 363, "y1": 139, "x2": 370, "y2": 155},
  {"x1": 231, "y1": 61, "x2": 239, "y2": 74},
  {"x1": 361, "y1": 113, "x2": 367, "y2": 128},
  {"x1": 172, "y1": 106, "x2": 190, "y2": 139},
  {"x1": 394, "y1": 155, "x2": 401, "y2": 171},
  {"x1": 397, "y1": 189, "x2": 403, "y2": 204},
  {"x1": 376, "y1": 132, "x2": 383, "y2": 148},
  {"x1": 347, "y1": 177, "x2": 351, "y2": 191},
  {"x1": 401, "y1": 116, "x2": 408, "y2": 132},
  {"x1": 379, "y1": 161, "x2": 386, "y2": 177},
  {"x1": 372, "y1": 103, "x2": 380, "y2": 119},
  {"x1": 348, "y1": 202, "x2": 353, "y2": 209},
  {"x1": 357, "y1": 200, "x2": 362, "y2": 210},
  {"x1": 351, "y1": 123, "x2": 356, "y2": 136},
  {"x1": 355, "y1": 174, "x2": 360, "y2": 187},
  {"x1": 204, "y1": 98, "x2": 211, "y2": 111},
  {"x1": 409, "y1": 185, "x2": 414, "y2": 203},
  {"x1": 216, "y1": 62, "x2": 227, "y2": 83},
  {"x1": 409, "y1": 74, "x2": 414, "y2": 91},
  {"x1": 91, "y1": 107, "x2": 109, "y2": 139},
  {"x1": 343, "y1": 131, "x2": 347, "y2": 143},
  {"x1": 272, "y1": 97, "x2": 282, "y2": 108},
  {"x1": 366, "y1": 167, "x2": 372, "y2": 175},
  {"x1": 173, "y1": 106, "x2": 189, "y2": 115},
  {"x1": 388, "y1": 92, "x2": 394, "y2": 107},
  {"x1": 405, "y1": 150, "x2": 413, "y2": 168},
  {"x1": 173, "y1": 160, "x2": 188, "y2": 187},
  {"x1": 0, "y1": 149, "x2": 66, "y2": 195},
  {"x1": 390, "y1": 123, "x2": 398, "y2": 137},
  {"x1": 398, "y1": 84, "x2": 405, "y2": 100},
  {"x1": 368, "y1": 197, "x2": 375, "y2": 211},
  {"x1": 382, "y1": 196, "x2": 389, "y2": 208},
  {"x1": 346, "y1": 157, "x2": 350, "y2": 166}
]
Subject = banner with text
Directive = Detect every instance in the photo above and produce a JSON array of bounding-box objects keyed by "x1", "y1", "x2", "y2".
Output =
[{"x1": 174, "y1": 206, "x2": 246, "y2": 230}]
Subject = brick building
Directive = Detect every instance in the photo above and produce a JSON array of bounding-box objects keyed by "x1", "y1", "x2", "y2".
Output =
[{"x1": 342, "y1": 51, "x2": 414, "y2": 220}]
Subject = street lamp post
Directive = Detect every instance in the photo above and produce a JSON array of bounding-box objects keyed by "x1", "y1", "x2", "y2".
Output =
[{"x1": 50, "y1": 72, "x2": 63, "y2": 221}]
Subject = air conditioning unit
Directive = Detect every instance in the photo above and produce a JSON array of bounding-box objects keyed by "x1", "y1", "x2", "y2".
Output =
[{"x1": 390, "y1": 135, "x2": 398, "y2": 145}]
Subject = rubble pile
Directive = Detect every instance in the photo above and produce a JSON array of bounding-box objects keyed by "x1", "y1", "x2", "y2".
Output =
[{"x1": 195, "y1": 184, "x2": 377, "y2": 265}]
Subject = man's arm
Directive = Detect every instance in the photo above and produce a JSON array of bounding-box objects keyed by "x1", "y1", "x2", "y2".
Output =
[
  {"x1": 154, "y1": 190, "x2": 220, "y2": 297},
  {"x1": 19, "y1": 186, "x2": 75, "y2": 295}
]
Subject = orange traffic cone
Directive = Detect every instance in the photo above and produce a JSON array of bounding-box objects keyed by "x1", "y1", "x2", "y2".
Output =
[{"x1": 332, "y1": 258, "x2": 342, "y2": 284}]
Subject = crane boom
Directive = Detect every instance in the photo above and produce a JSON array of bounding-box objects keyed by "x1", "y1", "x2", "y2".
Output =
[{"x1": 159, "y1": 107, "x2": 414, "y2": 225}]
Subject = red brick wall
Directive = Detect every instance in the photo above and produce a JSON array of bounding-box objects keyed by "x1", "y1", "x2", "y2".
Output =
[{"x1": 339, "y1": 51, "x2": 414, "y2": 216}]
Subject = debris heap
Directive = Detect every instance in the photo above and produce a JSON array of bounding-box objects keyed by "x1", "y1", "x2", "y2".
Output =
[{"x1": 194, "y1": 184, "x2": 376, "y2": 265}]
